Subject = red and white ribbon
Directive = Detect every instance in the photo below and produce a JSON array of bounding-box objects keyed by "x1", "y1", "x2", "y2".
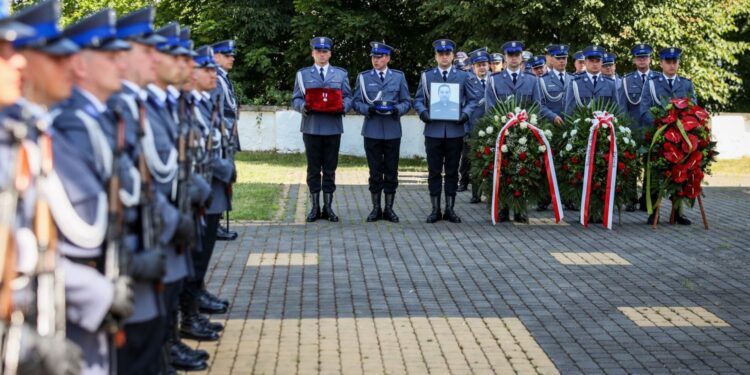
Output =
[
  {"x1": 579, "y1": 111, "x2": 618, "y2": 229},
  {"x1": 491, "y1": 110, "x2": 564, "y2": 225}
]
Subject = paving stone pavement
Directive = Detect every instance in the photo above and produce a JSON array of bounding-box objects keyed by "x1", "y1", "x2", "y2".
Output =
[{"x1": 189, "y1": 170, "x2": 750, "y2": 374}]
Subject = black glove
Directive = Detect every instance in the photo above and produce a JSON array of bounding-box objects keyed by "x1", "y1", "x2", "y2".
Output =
[
  {"x1": 173, "y1": 213, "x2": 196, "y2": 246},
  {"x1": 457, "y1": 113, "x2": 469, "y2": 125},
  {"x1": 109, "y1": 275, "x2": 134, "y2": 320},
  {"x1": 419, "y1": 111, "x2": 431, "y2": 124},
  {"x1": 368, "y1": 106, "x2": 377, "y2": 116},
  {"x1": 128, "y1": 249, "x2": 166, "y2": 282},
  {"x1": 18, "y1": 325, "x2": 82, "y2": 375},
  {"x1": 204, "y1": 193, "x2": 213, "y2": 209},
  {"x1": 230, "y1": 168, "x2": 237, "y2": 183},
  {"x1": 302, "y1": 105, "x2": 311, "y2": 116}
]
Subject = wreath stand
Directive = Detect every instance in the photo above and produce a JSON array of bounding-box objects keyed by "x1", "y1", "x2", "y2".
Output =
[{"x1": 651, "y1": 195, "x2": 709, "y2": 230}]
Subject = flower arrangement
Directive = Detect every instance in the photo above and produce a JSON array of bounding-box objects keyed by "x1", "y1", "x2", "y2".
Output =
[
  {"x1": 469, "y1": 97, "x2": 562, "y2": 223},
  {"x1": 556, "y1": 99, "x2": 641, "y2": 228},
  {"x1": 644, "y1": 97, "x2": 716, "y2": 215}
]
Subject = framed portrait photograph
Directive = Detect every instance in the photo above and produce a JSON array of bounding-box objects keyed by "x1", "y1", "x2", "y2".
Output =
[{"x1": 429, "y1": 82, "x2": 461, "y2": 121}]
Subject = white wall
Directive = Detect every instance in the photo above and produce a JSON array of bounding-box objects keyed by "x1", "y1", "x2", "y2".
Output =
[{"x1": 237, "y1": 107, "x2": 750, "y2": 160}]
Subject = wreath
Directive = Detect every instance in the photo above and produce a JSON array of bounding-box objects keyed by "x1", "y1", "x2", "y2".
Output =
[
  {"x1": 468, "y1": 97, "x2": 562, "y2": 223},
  {"x1": 556, "y1": 99, "x2": 641, "y2": 228},
  {"x1": 644, "y1": 97, "x2": 716, "y2": 214}
]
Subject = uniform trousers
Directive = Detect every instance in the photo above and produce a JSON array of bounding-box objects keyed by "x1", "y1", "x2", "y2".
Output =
[
  {"x1": 186, "y1": 213, "x2": 220, "y2": 293},
  {"x1": 118, "y1": 316, "x2": 165, "y2": 375},
  {"x1": 364, "y1": 137, "x2": 401, "y2": 194},
  {"x1": 163, "y1": 279, "x2": 184, "y2": 342},
  {"x1": 458, "y1": 135, "x2": 472, "y2": 187},
  {"x1": 303, "y1": 134, "x2": 341, "y2": 194},
  {"x1": 425, "y1": 136, "x2": 463, "y2": 197}
]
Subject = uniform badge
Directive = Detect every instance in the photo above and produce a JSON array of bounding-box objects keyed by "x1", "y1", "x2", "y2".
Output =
[
  {"x1": 441, "y1": 40, "x2": 446, "y2": 46},
  {"x1": 512, "y1": 42, "x2": 516, "y2": 47}
]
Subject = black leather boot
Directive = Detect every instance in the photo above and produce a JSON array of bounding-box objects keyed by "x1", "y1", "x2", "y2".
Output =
[
  {"x1": 200, "y1": 288, "x2": 229, "y2": 307},
  {"x1": 366, "y1": 192, "x2": 382, "y2": 222},
  {"x1": 198, "y1": 292, "x2": 228, "y2": 314},
  {"x1": 673, "y1": 202, "x2": 691, "y2": 225},
  {"x1": 306, "y1": 192, "x2": 321, "y2": 222},
  {"x1": 172, "y1": 338, "x2": 209, "y2": 361},
  {"x1": 443, "y1": 195, "x2": 462, "y2": 223},
  {"x1": 514, "y1": 210, "x2": 529, "y2": 223},
  {"x1": 426, "y1": 195, "x2": 442, "y2": 223},
  {"x1": 169, "y1": 340, "x2": 208, "y2": 371},
  {"x1": 383, "y1": 193, "x2": 399, "y2": 223},
  {"x1": 322, "y1": 193, "x2": 339, "y2": 222},
  {"x1": 498, "y1": 207, "x2": 510, "y2": 222},
  {"x1": 469, "y1": 184, "x2": 481, "y2": 204},
  {"x1": 180, "y1": 312, "x2": 220, "y2": 341}
]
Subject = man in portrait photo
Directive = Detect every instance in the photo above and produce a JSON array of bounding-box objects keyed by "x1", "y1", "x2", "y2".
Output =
[{"x1": 430, "y1": 82, "x2": 460, "y2": 120}]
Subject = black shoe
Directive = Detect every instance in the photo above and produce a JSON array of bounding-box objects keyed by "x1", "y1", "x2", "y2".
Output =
[
  {"x1": 638, "y1": 196, "x2": 648, "y2": 212},
  {"x1": 383, "y1": 193, "x2": 399, "y2": 223},
  {"x1": 306, "y1": 192, "x2": 321, "y2": 222},
  {"x1": 625, "y1": 203, "x2": 637, "y2": 212},
  {"x1": 170, "y1": 343, "x2": 208, "y2": 371},
  {"x1": 589, "y1": 217, "x2": 602, "y2": 224},
  {"x1": 513, "y1": 212, "x2": 529, "y2": 223},
  {"x1": 498, "y1": 208, "x2": 510, "y2": 222},
  {"x1": 647, "y1": 213, "x2": 656, "y2": 225},
  {"x1": 469, "y1": 195, "x2": 481, "y2": 204},
  {"x1": 426, "y1": 195, "x2": 442, "y2": 223},
  {"x1": 218, "y1": 224, "x2": 238, "y2": 238},
  {"x1": 536, "y1": 203, "x2": 547, "y2": 212},
  {"x1": 322, "y1": 193, "x2": 339, "y2": 222},
  {"x1": 675, "y1": 214, "x2": 692, "y2": 225},
  {"x1": 198, "y1": 293, "x2": 228, "y2": 314},
  {"x1": 201, "y1": 289, "x2": 229, "y2": 307},
  {"x1": 443, "y1": 195, "x2": 462, "y2": 223},
  {"x1": 173, "y1": 339, "x2": 209, "y2": 361},
  {"x1": 366, "y1": 193, "x2": 382, "y2": 222},
  {"x1": 196, "y1": 313, "x2": 224, "y2": 332},
  {"x1": 180, "y1": 314, "x2": 220, "y2": 341},
  {"x1": 457, "y1": 183, "x2": 468, "y2": 192},
  {"x1": 216, "y1": 226, "x2": 237, "y2": 241}
]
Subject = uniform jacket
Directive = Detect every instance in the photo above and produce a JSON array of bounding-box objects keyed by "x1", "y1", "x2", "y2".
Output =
[
  {"x1": 639, "y1": 73, "x2": 697, "y2": 127},
  {"x1": 485, "y1": 69, "x2": 542, "y2": 113},
  {"x1": 539, "y1": 70, "x2": 572, "y2": 121},
  {"x1": 351, "y1": 68, "x2": 411, "y2": 140},
  {"x1": 620, "y1": 70, "x2": 660, "y2": 129},
  {"x1": 292, "y1": 64, "x2": 353, "y2": 136},
  {"x1": 563, "y1": 73, "x2": 627, "y2": 115},
  {"x1": 414, "y1": 66, "x2": 479, "y2": 138}
]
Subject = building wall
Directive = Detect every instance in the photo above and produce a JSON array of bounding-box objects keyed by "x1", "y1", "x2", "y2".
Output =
[{"x1": 237, "y1": 107, "x2": 750, "y2": 160}]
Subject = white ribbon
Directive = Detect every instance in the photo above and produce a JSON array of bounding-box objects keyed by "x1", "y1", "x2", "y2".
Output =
[
  {"x1": 622, "y1": 75, "x2": 642, "y2": 106},
  {"x1": 579, "y1": 111, "x2": 618, "y2": 229},
  {"x1": 141, "y1": 113, "x2": 178, "y2": 184},
  {"x1": 539, "y1": 77, "x2": 565, "y2": 102},
  {"x1": 119, "y1": 166, "x2": 141, "y2": 208},
  {"x1": 75, "y1": 110, "x2": 112, "y2": 178},
  {"x1": 358, "y1": 73, "x2": 383, "y2": 105}
]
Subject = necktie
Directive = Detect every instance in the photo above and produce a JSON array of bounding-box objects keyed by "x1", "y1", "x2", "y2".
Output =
[
  {"x1": 379, "y1": 71, "x2": 385, "y2": 82},
  {"x1": 481, "y1": 79, "x2": 486, "y2": 89},
  {"x1": 668, "y1": 78, "x2": 674, "y2": 89},
  {"x1": 641, "y1": 73, "x2": 646, "y2": 83},
  {"x1": 319, "y1": 67, "x2": 325, "y2": 81},
  {"x1": 511, "y1": 72, "x2": 518, "y2": 85},
  {"x1": 559, "y1": 73, "x2": 564, "y2": 85},
  {"x1": 592, "y1": 75, "x2": 597, "y2": 88},
  {"x1": 442, "y1": 70, "x2": 448, "y2": 82}
]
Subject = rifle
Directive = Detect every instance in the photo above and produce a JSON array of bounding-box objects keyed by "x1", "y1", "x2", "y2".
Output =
[
  {"x1": 104, "y1": 108, "x2": 128, "y2": 351},
  {"x1": 175, "y1": 93, "x2": 195, "y2": 255},
  {"x1": 135, "y1": 99, "x2": 163, "y2": 294}
]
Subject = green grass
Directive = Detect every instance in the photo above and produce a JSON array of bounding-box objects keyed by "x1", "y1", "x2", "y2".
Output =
[
  {"x1": 712, "y1": 157, "x2": 750, "y2": 176},
  {"x1": 230, "y1": 151, "x2": 427, "y2": 221}
]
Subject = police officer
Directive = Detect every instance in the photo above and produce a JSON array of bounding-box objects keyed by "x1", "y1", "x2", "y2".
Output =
[
  {"x1": 573, "y1": 50, "x2": 586, "y2": 74},
  {"x1": 564, "y1": 45, "x2": 626, "y2": 116},
  {"x1": 146, "y1": 22, "x2": 208, "y2": 372},
  {"x1": 640, "y1": 47, "x2": 697, "y2": 226},
  {"x1": 351, "y1": 41, "x2": 410, "y2": 223},
  {"x1": 530, "y1": 55, "x2": 546, "y2": 77},
  {"x1": 485, "y1": 41, "x2": 543, "y2": 223},
  {"x1": 1, "y1": 1, "x2": 84, "y2": 373},
  {"x1": 489, "y1": 52, "x2": 504, "y2": 73},
  {"x1": 110, "y1": 7, "x2": 179, "y2": 374},
  {"x1": 622, "y1": 44, "x2": 658, "y2": 130},
  {"x1": 414, "y1": 39, "x2": 479, "y2": 223},
  {"x1": 454, "y1": 50, "x2": 471, "y2": 72},
  {"x1": 460, "y1": 48, "x2": 490, "y2": 203},
  {"x1": 25, "y1": 5, "x2": 135, "y2": 374},
  {"x1": 539, "y1": 44, "x2": 570, "y2": 126},
  {"x1": 211, "y1": 39, "x2": 239, "y2": 240},
  {"x1": 602, "y1": 52, "x2": 621, "y2": 90},
  {"x1": 292, "y1": 36, "x2": 352, "y2": 223}
]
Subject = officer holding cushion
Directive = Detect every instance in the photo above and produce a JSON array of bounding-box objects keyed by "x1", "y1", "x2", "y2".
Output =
[{"x1": 352, "y1": 41, "x2": 411, "y2": 223}]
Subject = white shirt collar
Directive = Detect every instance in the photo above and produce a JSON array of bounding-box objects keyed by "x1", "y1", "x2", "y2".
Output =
[
  {"x1": 201, "y1": 91, "x2": 211, "y2": 100},
  {"x1": 314, "y1": 63, "x2": 330, "y2": 76},
  {"x1": 553, "y1": 69, "x2": 566, "y2": 76},
  {"x1": 147, "y1": 84, "x2": 168, "y2": 103},
  {"x1": 76, "y1": 87, "x2": 107, "y2": 113},
  {"x1": 506, "y1": 68, "x2": 521, "y2": 75},
  {"x1": 438, "y1": 66, "x2": 452, "y2": 75},
  {"x1": 587, "y1": 72, "x2": 600, "y2": 81},
  {"x1": 191, "y1": 90, "x2": 203, "y2": 102},
  {"x1": 375, "y1": 67, "x2": 389, "y2": 76},
  {"x1": 121, "y1": 80, "x2": 141, "y2": 94},
  {"x1": 166, "y1": 85, "x2": 181, "y2": 100},
  {"x1": 663, "y1": 73, "x2": 677, "y2": 80},
  {"x1": 639, "y1": 69, "x2": 651, "y2": 76}
]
